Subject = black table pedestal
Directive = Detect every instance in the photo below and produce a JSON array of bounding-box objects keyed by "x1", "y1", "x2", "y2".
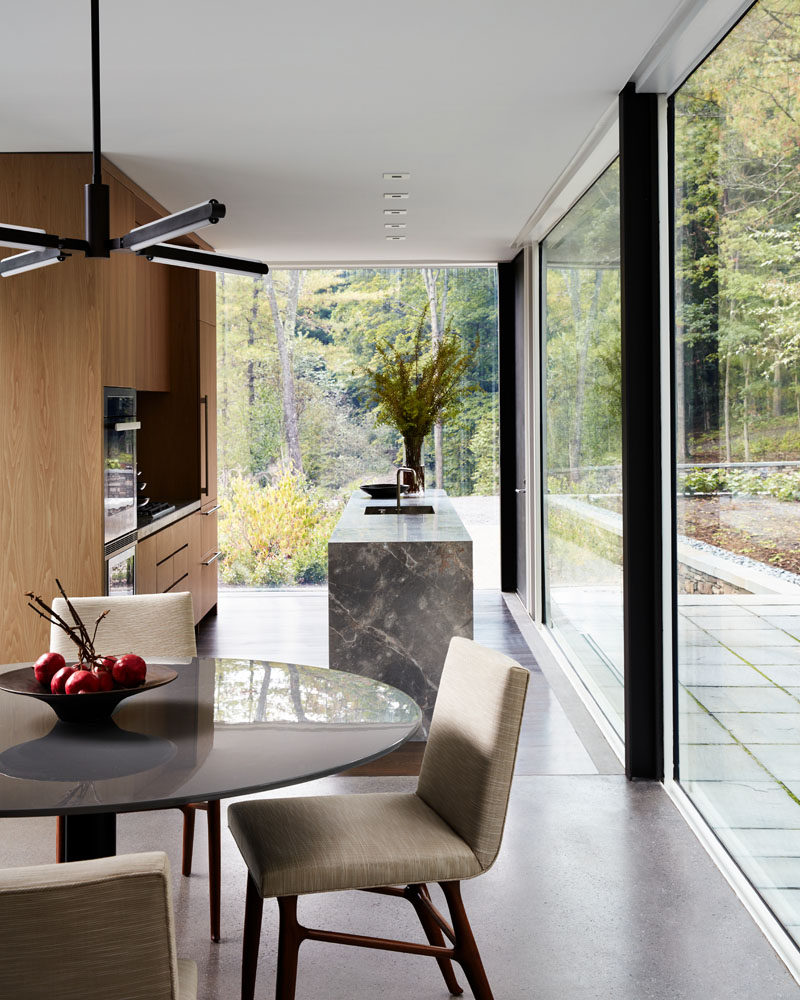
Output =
[{"x1": 63, "y1": 812, "x2": 116, "y2": 861}]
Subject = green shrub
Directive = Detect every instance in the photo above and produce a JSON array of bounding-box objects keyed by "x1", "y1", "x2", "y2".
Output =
[
  {"x1": 680, "y1": 467, "x2": 728, "y2": 494},
  {"x1": 218, "y1": 472, "x2": 341, "y2": 587}
]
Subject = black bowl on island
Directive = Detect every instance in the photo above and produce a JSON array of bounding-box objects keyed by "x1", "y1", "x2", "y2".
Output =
[
  {"x1": 360, "y1": 483, "x2": 411, "y2": 500},
  {"x1": 0, "y1": 664, "x2": 178, "y2": 724}
]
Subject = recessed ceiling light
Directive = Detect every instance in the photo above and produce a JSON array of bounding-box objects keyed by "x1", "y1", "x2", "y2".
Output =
[
  {"x1": 383, "y1": 193, "x2": 409, "y2": 200},
  {"x1": 383, "y1": 172, "x2": 410, "y2": 181},
  {"x1": 384, "y1": 223, "x2": 407, "y2": 229},
  {"x1": 384, "y1": 209, "x2": 407, "y2": 216},
  {"x1": 386, "y1": 235, "x2": 407, "y2": 241}
]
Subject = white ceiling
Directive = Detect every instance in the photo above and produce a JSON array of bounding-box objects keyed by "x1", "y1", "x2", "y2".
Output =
[{"x1": 0, "y1": 0, "x2": 691, "y2": 266}]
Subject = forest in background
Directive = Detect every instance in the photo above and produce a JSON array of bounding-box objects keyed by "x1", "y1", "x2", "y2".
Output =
[
  {"x1": 676, "y1": 0, "x2": 800, "y2": 467},
  {"x1": 216, "y1": 267, "x2": 499, "y2": 586}
]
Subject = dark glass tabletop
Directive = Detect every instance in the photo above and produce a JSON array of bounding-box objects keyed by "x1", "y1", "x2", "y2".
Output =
[{"x1": 0, "y1": 658, "x2": 421, "y2": 817}]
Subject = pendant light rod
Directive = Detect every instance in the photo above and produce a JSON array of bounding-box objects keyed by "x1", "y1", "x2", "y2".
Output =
[
  {"x1": 0, "y1": 0, "x2": 269, "y2": 276},
  {"x1": 90, "y1": 0, "x2": 102, "y2": 185}
]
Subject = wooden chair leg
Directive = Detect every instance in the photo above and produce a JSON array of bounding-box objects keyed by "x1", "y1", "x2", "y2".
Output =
[
  {"x1": 275, "y1": 895, "x2": 302, "y2": 1000},
  {"x1": 207, "y1": 799, "x2": 221, "y2": 943},
  {"x1": 406, "y1": 884, "x2": 463, "y2": 996},
  {"x1": 242, "y1": 874, "x2": 264, "y2": 1000},
  {"x1": 56, "y1": 815, "x2": 65, "y2": 864},
  {"x1": 179, "y1": 805, "x2": 196, "y2": 876},
  {"x1": 440, "y1": 881, "x2": 494, "y2": 1000}
]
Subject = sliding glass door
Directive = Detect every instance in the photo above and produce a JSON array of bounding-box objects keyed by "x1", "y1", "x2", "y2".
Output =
[
  {"x1": 542, "y1": 162, "x2": 624, "y2": 739},
  {"x1": 673, "y1": 0, "x2": 800, "y2": 942}
]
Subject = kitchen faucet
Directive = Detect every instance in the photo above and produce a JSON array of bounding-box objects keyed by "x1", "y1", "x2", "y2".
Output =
[{"x1": 396, "y1": 467, "x2": 417, "y2": 512}]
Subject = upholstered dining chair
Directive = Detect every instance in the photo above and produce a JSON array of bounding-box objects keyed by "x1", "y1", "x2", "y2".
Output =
[
  {"x1": 49, "y1": 592, "x2": 222, "y2": 942},
  {"x1": 0, "y1": 851, "x2": 197, "y2": 1000},
  {"x1": 228, "y1": 636, "x2": 529, "y2": 1000}
]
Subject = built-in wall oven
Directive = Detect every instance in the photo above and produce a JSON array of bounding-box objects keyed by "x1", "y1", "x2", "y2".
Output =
[
  {"x1": 104, "y1": 387, "x2": 139, "y2": 595},
  {"x1": 105, "y1": 536, "x2": 136, "y2": 596}
]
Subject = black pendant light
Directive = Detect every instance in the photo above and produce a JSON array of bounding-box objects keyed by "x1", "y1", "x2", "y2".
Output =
[{"x1": 0, "y1": 0, "x2": 268, "y2": 279}]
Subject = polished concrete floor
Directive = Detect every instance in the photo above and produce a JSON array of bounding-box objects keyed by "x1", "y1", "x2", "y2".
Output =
[{"x1": 2, "y1": 591, "x2": 799, "y2": 998}]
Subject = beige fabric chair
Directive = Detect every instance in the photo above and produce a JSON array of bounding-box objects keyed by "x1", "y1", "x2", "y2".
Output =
[
  {"x1": 228, "y1": 636, "x2": 529, "y2": 1000},
  {"x1": 0, "y1": 851, "x2": 197, "y2": 1000},
  {"x1": 50, "y1": 593, "x2": 196, "y2": 662},
  {"x1": 50, "y1": 593, "x2": 222, "y2": 943}
]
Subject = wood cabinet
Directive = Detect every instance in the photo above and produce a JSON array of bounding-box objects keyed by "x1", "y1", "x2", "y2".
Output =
[
  {"x1": 0, "y1": 153, "x2": 219, "y2": 661},
  {"x1": 197, "y1": 503, "x2": 220, "y2": 621},
  {"x1": 136, "y1": 511, "x2": 204, "y2": 623},
  {"x1": 101, "y1": 176, "x2": 170, "y2": 391}
]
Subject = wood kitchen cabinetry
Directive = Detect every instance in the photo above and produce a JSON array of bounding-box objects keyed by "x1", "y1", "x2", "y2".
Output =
[
  {"x1": 0, "y1": 152, "x2": 219, "y2": 662},
  {"x1": 136, "y1": 511, "x2": 206, "y2": 624}
]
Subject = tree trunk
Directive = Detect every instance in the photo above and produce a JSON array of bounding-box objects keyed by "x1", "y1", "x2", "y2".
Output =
[
  {"x1": 422, "y1": 268, "x2": 445, "y2": 490},
  {"x1": 795, "y1": 370, "x2": 800, "y2": 432},
  {"x1": 723, "y1": 351, "x2": 732, "y2": 464},
  {"x1": 743, "y1": 356, "x2": 751, "y2": 463},
  {"x1": 773, "y1": 361, "x2": 783, "y2": 417},
  {"x1": 568, "y1": 270, "x2": 602, "y2": 484},
  {"x1": 246, "y1": 280, "x2": 260, "y2": 411},
  {"x1": 675, "y1": 328, "x2": 687, "y2": 463},
  {"x1": 265, "y1": 270, "x2": 304, "y2": 475}
]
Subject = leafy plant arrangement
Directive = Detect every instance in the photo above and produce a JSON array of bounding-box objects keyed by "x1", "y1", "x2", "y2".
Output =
[{"x1": 359, "y1": 304, "x2": 476, "y2": 490}]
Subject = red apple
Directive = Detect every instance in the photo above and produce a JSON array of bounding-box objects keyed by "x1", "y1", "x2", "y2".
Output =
[
  {"x1": 92, "y1": 668, "x2": 115, "y2": 691},
  {"x1": 112, "y1": 653, "x2": 147, "y2": 688},
  {"x1": 50, "y1": 664, "x2": 78, "y2": 694},
  {"x1": 33, "y1": 651, "x2": 66, "y2": 688},
  {"x1": 65, "y1": 669, "x2": 101, "y2": 695},
  {"x1": 99, "y1": 655, "x2": 118, "y2": 670}
]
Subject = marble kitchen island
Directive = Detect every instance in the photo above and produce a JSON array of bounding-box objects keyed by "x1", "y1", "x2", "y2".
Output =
[{"x1": 328, "y1": 490, "x2": 473, "y2": 734}]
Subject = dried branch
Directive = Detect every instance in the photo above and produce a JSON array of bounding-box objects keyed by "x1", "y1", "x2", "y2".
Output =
[{"x1": 25, "y1": 587, "x2": 101, "y2": 665}]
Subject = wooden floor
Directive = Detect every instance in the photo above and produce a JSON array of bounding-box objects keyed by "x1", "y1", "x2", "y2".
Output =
[{"x1": 197, "y1": 588, "x2": 615, "y2": 777}]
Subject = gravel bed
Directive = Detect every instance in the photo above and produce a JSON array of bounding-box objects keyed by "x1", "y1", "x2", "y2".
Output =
[{"x1": 679, "y1": 533, "x2": 800, "y2": 588}]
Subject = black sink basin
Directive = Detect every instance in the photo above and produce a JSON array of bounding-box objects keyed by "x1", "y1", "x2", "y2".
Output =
[{"x1": 365, "y1": 505, "x2": 435, "y2": 515}]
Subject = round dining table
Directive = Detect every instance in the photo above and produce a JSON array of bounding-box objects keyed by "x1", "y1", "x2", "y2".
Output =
[{"x1": 0, "y1": 657, "x2": 421, "y2": 861}]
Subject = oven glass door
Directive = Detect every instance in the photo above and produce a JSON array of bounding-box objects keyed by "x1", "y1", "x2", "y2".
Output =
[
  {"x1": 107, "y1": 545, "x2": 136, "y2": 596},
  {"x1": 104, "y1": 388, "x2": 138, "y2": 544}
]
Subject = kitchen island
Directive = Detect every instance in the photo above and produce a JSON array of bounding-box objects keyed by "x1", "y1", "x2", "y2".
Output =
[{"x1": 328, "y1": 490, "x2": 473, "y2": 734}]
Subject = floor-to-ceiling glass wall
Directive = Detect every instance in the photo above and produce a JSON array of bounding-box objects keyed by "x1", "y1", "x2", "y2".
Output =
[
  {"x1": 674, "y1": 0, "x2": 800, "y2": 943},
  {"x1": 542, "y1": 162, "x2": 624, "y2": 738},
  {"x1": 215, "y1": 268, "x2": 500, "y2": 589}
]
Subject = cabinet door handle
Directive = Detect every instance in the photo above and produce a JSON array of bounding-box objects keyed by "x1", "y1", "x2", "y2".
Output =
[
  {"x1": 200, "y1": 394, "x2": 209, "y2": 496},
  {"x1": 114, "y1": 420, "x2": 141, "y2": 432},
  {"x1": 202, "y1": 551, "x2": 220, "y2": 566},
  {"x1": 202, "y1": 504, "x2": 221, "y2": 515}
]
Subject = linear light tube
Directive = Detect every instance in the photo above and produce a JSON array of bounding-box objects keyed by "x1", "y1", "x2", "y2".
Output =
[
  {"x1": 0, "y1": 224, "x2": 62, "y2": 251},
  {"x1": 138, "y1": 243, "x2": 268, "y2": 277},
  {"x1": 121, "y1": 200, "x2": 227, "y2": 251},
  {"x1": 0, "y1": 247, "x2": 67, "y2": 277}
]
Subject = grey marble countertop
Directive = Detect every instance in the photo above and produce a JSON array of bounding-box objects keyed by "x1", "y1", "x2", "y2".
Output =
[{"x1": 329, "y1": 489, "x2": 472, "y2": 544}]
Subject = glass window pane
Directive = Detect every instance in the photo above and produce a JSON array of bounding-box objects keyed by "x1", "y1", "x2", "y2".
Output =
[
  {"x1": 542, "y1": 161, "x2": 623, "y2": 738},
  {"x1": 674, "y1": 0, "x2": 800, "y2": 944}
]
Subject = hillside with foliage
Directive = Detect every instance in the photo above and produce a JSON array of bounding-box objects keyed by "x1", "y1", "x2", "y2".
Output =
[
  {"x1": 216, "y1": 267, "x2": 499, "y2": 586},
  {"x1": 675, "y1": 0, "x2": 800, "y2": 465}
]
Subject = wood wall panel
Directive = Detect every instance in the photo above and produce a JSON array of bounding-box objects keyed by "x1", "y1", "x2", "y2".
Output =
[
  {"x1": 101, "y1": 177, "x2": 137, "y2": 387},
  {"x1": 137, "y1": 269, "x2": 200, "y2": 502},
  {"x1": 0, "y1": 154, "x2": 104, "y2": 662},
  {"x1": 198, "y1": 272, "x2": 216, "y2": 325}
]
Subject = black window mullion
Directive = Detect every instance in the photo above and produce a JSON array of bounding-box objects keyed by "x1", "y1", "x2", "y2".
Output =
[{"x1": 619, "y1": 82, "x2": 664, "y2": 780}]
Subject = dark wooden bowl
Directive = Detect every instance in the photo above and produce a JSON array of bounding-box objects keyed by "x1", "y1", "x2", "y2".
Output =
[
  {"x1": 360, "y1": 483, "x2": 410, "y2": 499},
  {"x1": 0, "y1": 664, "x2": 178, "y2": 724}
]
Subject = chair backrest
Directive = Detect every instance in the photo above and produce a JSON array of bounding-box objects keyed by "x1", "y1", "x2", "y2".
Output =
[
  {"x1": 49, "y1": 592, "x2": 196, "y2": 660},
  {"x1": 416, "y1": 636, "x2": 529, "y2": 871},
  {"x1": 0, "y1": 852, "x2": 182, "y2": 1000}
]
